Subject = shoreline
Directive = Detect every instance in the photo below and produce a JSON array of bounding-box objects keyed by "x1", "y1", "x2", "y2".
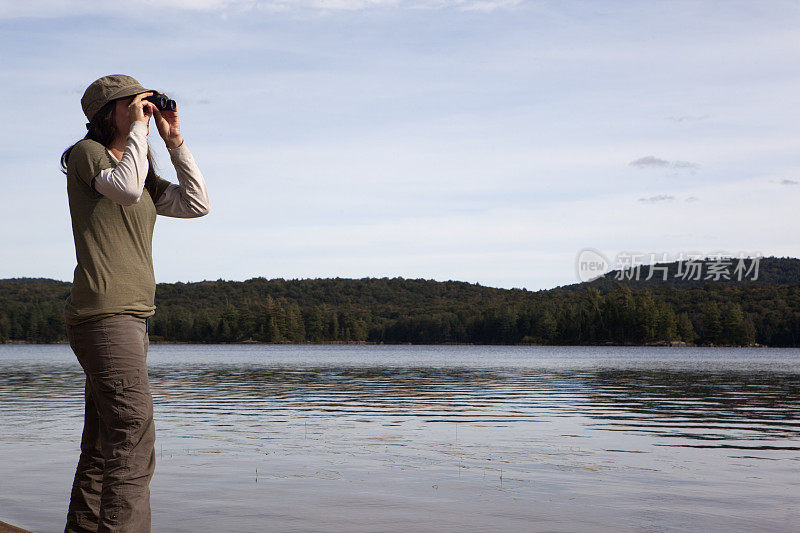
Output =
[{"x1": 1, "y1": 340, "x2": 778, "y2": 348}]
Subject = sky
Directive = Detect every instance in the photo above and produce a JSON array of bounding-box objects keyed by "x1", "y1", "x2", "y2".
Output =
[{"x1": 1, "y1": 0, "x2": 799, "y2": 290}]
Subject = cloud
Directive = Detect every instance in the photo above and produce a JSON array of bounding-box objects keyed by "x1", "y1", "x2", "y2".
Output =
[
  {"x1": 0, "y1": 0, "x2": 522, "y2": 18},
  {"x1": 455, "y1": 0, "x2": 522, "y2": 11},
  {"x1": 630, "y1": 155, "x2": 669, "y2": 168},
  {"x1": 685, "y1": 196, "x2": 699, "y2": 202},
  {"x1": 629, "y1": 155, "x2": 699, "y2": 169},
  {"x1": 273, "y1": 0, "x2": 523, "y2": 9},
  {"x1": 671, "y1": 160, "x2": 700, "y2": 169},
  {"x1": 780, "y1": 179, "x2": 798, "y2": 185},
  {"x1": 638, "y1": 194, "x2": 675, "y2": 203}
]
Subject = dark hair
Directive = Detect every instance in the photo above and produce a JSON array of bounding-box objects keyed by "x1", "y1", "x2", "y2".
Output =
[{"x1": 61, "y1": 98, "x2": 158, "y2": 184}]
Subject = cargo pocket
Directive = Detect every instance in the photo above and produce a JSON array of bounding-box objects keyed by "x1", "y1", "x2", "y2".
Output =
[{"x1": 91, "y1": 368, "x2": 151, "y2": 434}]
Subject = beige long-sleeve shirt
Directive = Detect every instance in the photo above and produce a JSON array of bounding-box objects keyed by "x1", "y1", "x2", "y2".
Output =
[{"x1": 94, "y1": 121, "x2": 211, "y2": 218}]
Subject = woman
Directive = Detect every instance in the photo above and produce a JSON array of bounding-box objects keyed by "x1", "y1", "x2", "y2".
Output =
[{"x1": 61, "y1": 74, "x2": 210, "y2": 533}]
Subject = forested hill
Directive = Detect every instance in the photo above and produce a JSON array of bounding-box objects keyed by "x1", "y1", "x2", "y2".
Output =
[
  {"x1": 2, "y1": 256, "x2": 799, "y2": 346},
  {"x1": 579, "y1": 256, "x2": 800, "y2": 290}
]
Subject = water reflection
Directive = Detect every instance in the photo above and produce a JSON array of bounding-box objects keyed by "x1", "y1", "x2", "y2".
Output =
[
  {"x1": 580, "y1": 369, "x2": 800, "y2": 447},
  {"x1": 2, "y1": 346, "x2": 798, "y2": 450}
]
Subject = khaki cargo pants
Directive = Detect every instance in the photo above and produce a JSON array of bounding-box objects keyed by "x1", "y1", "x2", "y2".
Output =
[{"x1": 64, "y1": 314, "x2": 155, "y2": 533}]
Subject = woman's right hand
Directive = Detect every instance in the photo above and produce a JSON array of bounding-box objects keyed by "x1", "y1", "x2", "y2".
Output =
[{"x1": 128, "y1": 92, "x2": 155, "y2": 125}]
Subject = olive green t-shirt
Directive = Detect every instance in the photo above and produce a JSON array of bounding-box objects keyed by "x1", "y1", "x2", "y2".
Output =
[{"x1": 64, "y1": 138, "x2": 171, "y2": 325}]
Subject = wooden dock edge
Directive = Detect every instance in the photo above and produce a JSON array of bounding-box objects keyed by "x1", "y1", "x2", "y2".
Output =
[{"x1": 0, "y1": 521, "x2": 32, "y2": 533}]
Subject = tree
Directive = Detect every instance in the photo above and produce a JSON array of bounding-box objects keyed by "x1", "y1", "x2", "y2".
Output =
[{"x1": 676, "y1": 312, "x2": 696, "y2": 343}]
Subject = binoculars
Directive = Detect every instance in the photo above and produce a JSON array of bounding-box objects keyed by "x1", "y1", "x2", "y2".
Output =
[{"x1": 144, "y1": 92, "x2": 177, "y2": 112}]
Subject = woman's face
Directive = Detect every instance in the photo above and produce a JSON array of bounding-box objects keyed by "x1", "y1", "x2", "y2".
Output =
[{"x1": 113, "y1": 96, "x2": 134, "y2": 137}]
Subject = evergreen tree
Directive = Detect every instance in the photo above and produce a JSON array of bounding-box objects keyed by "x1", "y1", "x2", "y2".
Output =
[
  {"x1": 676, "y1": 312, "x2": 696, "y2": 343},
  {"x1": 701, "y1": 302, "x2": 723, "y2": 345}
]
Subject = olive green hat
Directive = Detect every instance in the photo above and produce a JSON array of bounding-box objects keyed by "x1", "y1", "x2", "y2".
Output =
[{"x1": 81, "y1": 74, "x2": 153, "y2": 122}]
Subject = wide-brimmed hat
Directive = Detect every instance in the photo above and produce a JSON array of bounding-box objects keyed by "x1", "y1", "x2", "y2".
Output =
[{"x1": 81, "y1": 74, "x2": 153, "y2": 122}]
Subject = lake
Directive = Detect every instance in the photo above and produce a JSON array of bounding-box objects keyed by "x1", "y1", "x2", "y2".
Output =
[{"x1": 1, "y1": 344, "x2": 798, "y2": 532}]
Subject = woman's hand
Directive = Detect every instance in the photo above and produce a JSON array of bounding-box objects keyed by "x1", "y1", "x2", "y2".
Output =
[
  {"x1": 152, "y1": 96, "x2": 183, "y2": 149},
  {"x1": 128, "y1": 92, "x2": 155, "y2": 125}
]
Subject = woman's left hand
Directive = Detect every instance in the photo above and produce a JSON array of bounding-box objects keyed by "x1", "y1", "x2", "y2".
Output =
[{"x1": 153, "y1": 96, "x2": 184, "y2": 149}]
